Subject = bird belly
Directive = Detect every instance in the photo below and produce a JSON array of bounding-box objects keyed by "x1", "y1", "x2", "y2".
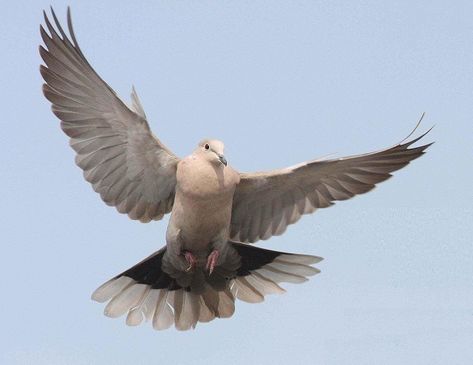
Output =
[{"x1": 168, "y1": 189, "x2": 234, "y2": 252}]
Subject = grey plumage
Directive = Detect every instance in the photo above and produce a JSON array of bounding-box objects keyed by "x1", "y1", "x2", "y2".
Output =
[
  {"x1": 40, "y1": 8, "x2": 432, "y2": 331},
  {"x1": 40, "y1": 9, "x2": 179, "y2": 223},
  {"x1": 231, "y1": 126, "x2": 432, "y2": 243}
]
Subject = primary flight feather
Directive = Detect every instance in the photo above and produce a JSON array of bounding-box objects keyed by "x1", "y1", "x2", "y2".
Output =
[{"x1": 40, "y1": 8, "x2": 432, "y2": 331}]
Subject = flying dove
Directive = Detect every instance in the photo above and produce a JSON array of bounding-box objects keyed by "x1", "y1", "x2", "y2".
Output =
[{"x1": 39, "y1": 8, "x2": 432, "y2": 331}]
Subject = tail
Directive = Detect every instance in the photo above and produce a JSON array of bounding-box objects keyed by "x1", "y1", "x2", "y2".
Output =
[{"x1": 91, "y1": 242, "x2": 323, "y2": 331}]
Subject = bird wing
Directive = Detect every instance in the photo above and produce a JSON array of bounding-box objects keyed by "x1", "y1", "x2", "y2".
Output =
[
  {"x1": 40, "y1": 8, "x2": 180, "y2": 222},
  {"x1": 230, "y1": 121, "x2": 433, "y2": 243}
]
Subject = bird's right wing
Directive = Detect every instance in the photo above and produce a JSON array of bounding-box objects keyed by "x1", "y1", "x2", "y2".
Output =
[
  {"x1": 230, "y1": 122, "x2": 433, "y2": 243},
  {"x1": 40, "y1": 8, "x2": 180, "y2": 222}
]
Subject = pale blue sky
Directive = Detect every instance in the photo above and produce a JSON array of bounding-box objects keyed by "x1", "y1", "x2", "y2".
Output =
[{"x1": 1, "y1": 1, "x2": 472, "y2": 364}]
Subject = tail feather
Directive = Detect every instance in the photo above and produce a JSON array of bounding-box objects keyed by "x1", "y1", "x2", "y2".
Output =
[
  {"x1": 104, "y1": 283, "x2": 148, "y2": 318},
  {"x1": 92, "y1": 276, "x2": 134, "y2": 303},
  {"x1": 126, "y1": 286, "x2": 151, "y2": 326},
  {"x1": 152, "y1": 290, "x2": 174, "y2": 330},
  {"x1": 126, "y1": 307, "x2": 143, "y2": 327},
  {"x1": 274, "y1": 253, "x2": 323, "y2": 265},
  {"x1": 254, "y1": 266, "x2": 308, "y2": 284},
  {"x1": 198, "y1": 296, "x2": 215, "y2": 323},
  {"x1": 243, "y1": 272, "x2": 285, "y2": 296},
  {"x1": 125, "y1": 285, "x2": 150, "y2": 326},
  {"x1": 91, "y1": 242, "x2": 322, "y2": 330},
  {"x1": 231, "y1": 277, "x2": 265, "y2": 303},
  {"x1": 174, "y1": 290, "x2": 200, "y2": 331},
  {"x1": 264, "y1": 261, "x2": 320, "y2": 278},
  {"x1": 142, "y1": 289, "x2": 160, "y2": 321},
  {"x1": 215, "y1": 289, "x2": 235, "y2": 318}
]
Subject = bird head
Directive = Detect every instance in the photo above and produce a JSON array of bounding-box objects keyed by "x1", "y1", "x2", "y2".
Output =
[{"x1": 195, "y1": 139, "x2": 227, "y2": 167}]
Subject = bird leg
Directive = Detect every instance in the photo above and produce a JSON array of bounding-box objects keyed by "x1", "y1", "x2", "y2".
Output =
[
  {"x1": 205, "y1": 249, "x2": 220, "y2": 275},
  {"x1": 182, "y1": 250, "x2": 197, "y2": 272}
]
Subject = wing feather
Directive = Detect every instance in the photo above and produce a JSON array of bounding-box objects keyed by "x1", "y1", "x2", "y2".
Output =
[
  {"x1": 231, "y1": 122, "x2": 433, "y2": 243},
  {"x1": 40, "y1": 8, "x2": 179, "y2": 222}
]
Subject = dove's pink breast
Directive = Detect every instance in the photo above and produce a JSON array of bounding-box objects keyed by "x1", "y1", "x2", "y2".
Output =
[
  {"x1": 170, "y1": 157, "x2": 240, "y2": 249},
  {"x1": 176, "y1": 156, "x2": 239, "y2": 198}
]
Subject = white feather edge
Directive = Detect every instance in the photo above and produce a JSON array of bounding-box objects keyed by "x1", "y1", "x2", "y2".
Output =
[
  {"x1": 152, "y1": 290, "x2": 174, "y2": 330},
  {"x1": 275, "y1": 253, "x2": 323, "y2": 265},
  {"x1": 126, "y1": 286, "x2": 151, "y2": 326},
  {"x1": 104, "y1": 283, "x2": 148, "y2": 318},
  {"x1": 91, "y1": 276, "x2": 134, "y2": 303}
]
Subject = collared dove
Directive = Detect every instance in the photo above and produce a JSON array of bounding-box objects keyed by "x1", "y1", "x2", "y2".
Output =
[{"x1": 40, "y1": 8, "x2": 432, "y2": 331}]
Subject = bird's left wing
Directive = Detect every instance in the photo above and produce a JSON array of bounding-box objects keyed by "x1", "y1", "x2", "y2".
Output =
[
  {"x1": 40, "y1": 8, "x2": 180, "y2": 223},
  {"x1": 230, "y1": 124, "x2": 432, "y2": 243}
]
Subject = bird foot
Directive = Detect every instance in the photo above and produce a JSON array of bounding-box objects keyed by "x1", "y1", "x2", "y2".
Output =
[
  {"x1": 205, "y1": 250, "x2": 220, "y2": 275},
  {"x1": 182, "y1": 250, "x2": 197, "y2": 272}
]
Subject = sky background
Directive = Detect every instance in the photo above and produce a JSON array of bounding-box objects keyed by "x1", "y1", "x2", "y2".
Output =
[{"x1": 1, "y1": 1, "x2": 472, "y2": 364}]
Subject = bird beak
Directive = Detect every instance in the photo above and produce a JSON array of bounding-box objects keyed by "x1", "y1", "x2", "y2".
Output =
[{"x1": 218, "y1": 154, "x2": 228, "y2": 166}]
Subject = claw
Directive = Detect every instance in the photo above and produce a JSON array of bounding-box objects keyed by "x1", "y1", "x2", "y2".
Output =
[
  {"x1": 206, "y1": 250, "x2": 220, "y2": 275},
  {"x1": 183, "y1": 251, "x2": 197, "y2": 272}
]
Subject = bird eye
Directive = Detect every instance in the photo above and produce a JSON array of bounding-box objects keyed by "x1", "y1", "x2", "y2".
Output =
[{"x1": 204, "y1": 143, "x2": 210, "y2": 150}]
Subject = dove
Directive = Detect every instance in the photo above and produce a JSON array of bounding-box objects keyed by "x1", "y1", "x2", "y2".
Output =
[{"x1": 39, "y1": 8, "x2": 432, "y2": 331}]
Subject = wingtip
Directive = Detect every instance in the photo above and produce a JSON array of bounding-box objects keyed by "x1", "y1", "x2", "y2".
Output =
[
  {"x1": 39, "y1": 64, "x2": 48, "y2": 78},
  {"x1": 425, "y1": 124, "x2": 435, "y2": 135},
  {"x1": 399, "y1": 113, "x2": 435, "y2": 148},
  {"x1": 38, "y1": 44, "x2": 47, "y2": 57},
  {"x1": 49, "y1": 5, "x2": 56, "y2": 18},
  {"x1": 42, "y1": 9, "x2": 50, "y2": 28},
  {"x1": 42, "y1": 83, "x2": 55, "y2": 100},
  {"x1": 401, "y1": 112, "x2": 426, "y2": 143},
  {"x1": 67, "y1": 6, "x2": 73, "y2": 25}
]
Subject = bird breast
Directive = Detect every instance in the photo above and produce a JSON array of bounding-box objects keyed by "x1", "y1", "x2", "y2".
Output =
[
  {"x1": 169, "y1": 157, "x2": 240, "y2": 247},
  {"x1": 176, "y1": 156, "x2": 239, "y2": 199}
]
